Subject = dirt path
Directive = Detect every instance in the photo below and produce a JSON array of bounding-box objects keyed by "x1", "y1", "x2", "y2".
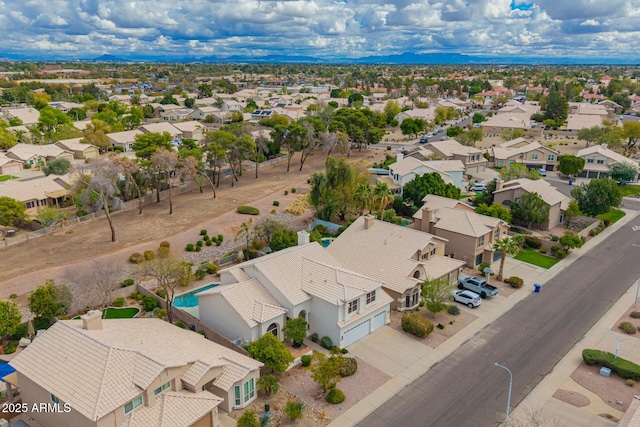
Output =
[{"x1": 0, "y1": 149, "x2": 384, "y2": 299}]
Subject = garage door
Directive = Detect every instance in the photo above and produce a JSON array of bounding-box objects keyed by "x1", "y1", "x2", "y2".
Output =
[
  {"x1": 373, "y1": 312, "x2": 386, "y2": 330},
  {"x1": 342, "y1": 320, "x2": 370, "y2": 347}
]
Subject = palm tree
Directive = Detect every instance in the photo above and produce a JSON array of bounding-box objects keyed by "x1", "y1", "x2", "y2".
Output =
[
  {"x1": 492, "y1": 236, "x2": 524, "y2": 281},
  {"x1": 355, "y1": 183, "x2": 373, "y2": 215},
  {"x1": 372, "y1": 183, "x2": 393, "y2": 219},
  {"x1": 236, "y1": 218, "x2": 254, "y2": 250}
]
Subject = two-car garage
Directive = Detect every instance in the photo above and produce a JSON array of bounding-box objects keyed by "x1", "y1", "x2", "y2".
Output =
[{"x1": 341, "y1": 311, "x2": 388, "y2": 347}]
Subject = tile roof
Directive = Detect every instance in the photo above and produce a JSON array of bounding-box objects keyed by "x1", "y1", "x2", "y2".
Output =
[
  {"x1": 213, "y1": 358, "x2": 252, "y2": 390},
  {"x1": 0, "y1": 174, "x2": 70, "y2": 202},
  {"x1": 55, "y1": 138, "x2": 98, "y2": 152},
  {"x1": 7, "y1": 143, "x2": 72, "y2": 161},
  {"x1": 3, "y1": 107, "x2": 40, "y2": 125},
  {"x1": 490, "y1": 141, "x2": 558, "y2": 161},
  {"x1": 577, "y1": 144, "x2": 639, "y2": 166},
  {"x1": 171, "y1": 121, "x2": 204, "y2": 132},
  {"x1": 107, "y1": 129, "x2": 143, "y2": 144},
  {"x1": 389, "y1": 157, "x2": 464, "y2": 177},
  {"x1": 124, "y1": 391, "x2": 223, "y2": 427},
  {"x1": 495, "y1": 178, "x2": 571, "y2": 209},
  {"x1": 427, "y1": 139, "x2": 482, "y2": 157},
  {"x1": 422, "y1": 255, "x2": 466, "y2": 280},
  {"x1": 432, "y1": 207, "x2": 500, "y2": 237},
  {"x1": 139, "y1": 122, "x2": 182, "y2": 136}
]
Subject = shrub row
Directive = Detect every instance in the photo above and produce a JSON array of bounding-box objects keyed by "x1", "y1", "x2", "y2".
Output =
[
  {"x1": 590, "y1": 224, "x2": 606, "y2": 236},
  {"x1": 582, "y1": 349, "x2": 640, "y2": 380},
  {"x1": 237, "y1": 205, "x2": 260, "y2": 215},
  {"x1": 523, "y1": 236, "x2": 542, "y2": 249},
  {"x1": 401, "y1": 312, "x2": 434, "y2": 338},
  {"x1": 550, "y1": 246, "x2": 567, "y2": 259}
]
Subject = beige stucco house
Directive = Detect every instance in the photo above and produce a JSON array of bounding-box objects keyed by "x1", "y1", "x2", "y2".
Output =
[
  {"x1": 55, "y1": 138, "x2": 100, "y2": 160},
  {"x1": 488, "y1": 139, "x2": 560, "y2": 171},
  {"x1": 0, "y1": 174, "x2": 71, "y2": 212},
  {"x1": 413, "y1": 194, "x2": 509, "y2": 266},
  {"x1": 387, "y1": 153, "x2": 465, "y2": 194},
  {"x1": 9, "y1": 314, "x2": 263, "y2": 427},
  {"x1": 493, "y1": 178, "x2": 570, "y2": 230},
  {"x1": 328, "y1": 216, "x2": 465, "y2": 312},
  {"x1": 0, "y1": 153, "x2": 22, "y2": 175},
  {"x1": 172, "y1": 120, "x2": 206, "y2": 141},
  {"x1": 576, "y1": 144, "x2": 639, "y2": 180},
  {"x1": 6, "y1": 143, "x2": 74, "y2": 167},
  {"x1": 422, "y1": 139, "x2": 487, "y2": 174}
]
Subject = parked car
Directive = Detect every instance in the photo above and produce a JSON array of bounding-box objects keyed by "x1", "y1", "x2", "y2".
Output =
[
  {"x1": 419, "y1": 135, "x2": 430, "y2": 143},
  {"x1": 451, "y1": 290, "x2": 482, "y2": 308},
  {"x1": 470, "y1": 183, "x2": 487, "y2": 191},
  {"x1": 537, "y1": 168, "x2": 547, "y2": 177},
  {"x1": 439, "y1": 136, "x2": 446, "y2": 141},
  {"x1": 457, "y1": 276, "x2": 499, "y2": 299},
  {"x1": 473, "y1": 123, "x2": 481, "y2": 128}
]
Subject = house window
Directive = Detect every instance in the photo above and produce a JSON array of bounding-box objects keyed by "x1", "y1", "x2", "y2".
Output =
[
  {"x1": 348, "y1": 299, "x2": 358, "y2": 314},
  {"x1": 587, "y1": 159, "x2": 594, "y2": 163},
  {"x1": 478, "y1": 235, "x2": 485, "y2": 247},
  {"x1": 547, "y1": 154, "x2": 555, "y2": 161},
  {"x1": 29, "y1": 160, "x2": 34, "y2": 165},
  {"x1": 51, "y1": 394, "x2": 60, "y2": 404},
  {"x1": 430, "y1": 248, "x2": 436, "y2": 255},
  {"x1": 494, "y1": 229, "x2": 499, "y2": 239},
  {"x1": 411, "y1": 289, "x2": 420, "y2": 306},
  {"x1": 267, "y1": 323, "x2": 278, "y2": 337},
  {"x1": 243, "y1": 378, "x2": 255, "y2": 402},
  {"x1": 531, "y1": 154, "x2": 538, "y2": 160},
  {"x1": 597, "y1": 160, "x2": 604, "y2": 164},
  {"x1": 25, "y1": 201, "x2": 35, "y2": 209},
  {"x1": 234, "y1": 386, "x2": 241, "y2": 406},
  {"x1": 366, "y1": 291, "x2": 376, "y2": 304},
  {"x1": 509, "y1": 160, "x2": 515, "y2": 165},
  {"x1": 124, "y1": 396, "x2": 143, "y2": 415},
  {"x1": 40, "y1": 199, "x2": 47, "y2": 206},
  {"x1": 154, "y1": 381, "x2": 171, "y2": 396}
]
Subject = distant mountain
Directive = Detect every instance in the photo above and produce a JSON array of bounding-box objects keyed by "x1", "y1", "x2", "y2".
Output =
[
  {"x1": 351, "y1": 52, "x2": 477, "y2": 64},
  {"x1": 92, "y1": 54, "x2": 131, "y2": 62}
]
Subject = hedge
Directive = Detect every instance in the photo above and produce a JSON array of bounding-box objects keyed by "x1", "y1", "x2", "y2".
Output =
[
  {"x1": 524, "y1": 236, "x2": 542, "y2": 249},
  {"x1": 401, "y1": 312, "x2": 434, "y2": 338},
  {"x1": 326, "y1": 387, "x2": 345, "y2": 404},
  {"x1": 582, "y1": 349, "x2": 640, "y2": 380},
  {"x1": 237, "y1": 205, "x2": 260, "y2": 215},
  {"x1": 320, "y1": 336, "x2": 333, "y2": 349}
]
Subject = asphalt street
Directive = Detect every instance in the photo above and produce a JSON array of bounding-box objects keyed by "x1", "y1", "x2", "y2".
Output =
[{"x1": 358, "y1": 218, "x2": 640, "y2": 427}]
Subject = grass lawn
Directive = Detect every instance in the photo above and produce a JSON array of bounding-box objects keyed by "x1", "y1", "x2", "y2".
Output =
[
  {"x1": 102, "y1": 307, "x2": 140, "y2": 319},
  {"x1": 514, "y1": 248, "x2": 560, "y2": 269},
  {"x1": 618, "y1": 185, "x2": 640, "y2": 197},
  {"x1": 0, "y1": 175, "x2": 17, "y2": 182},
  {"x1": 596, "y1": 209, "x2": 626, "y2": 225}
]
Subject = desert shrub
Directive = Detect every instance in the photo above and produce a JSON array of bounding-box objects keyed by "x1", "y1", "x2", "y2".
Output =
[
  {"x1": 206, "y1": 263, "x2": 218, "y2": 274},
  {"x1": 291, "y1": 188, "x2": 296, "y2": 193},
  {"x1": 142, "y1": 296, "x2": 159, "y2": 312},
  {"x1": 200, "y1": 229, "x2": 208, "y2": 235},
  {"x1": 238, "y1": 205, "x2": 260, "y2": 215},
  {"x1": 205, "y1": 240, "x2": 213, "y2": 246},
  {"x1": 524, "y1": 236, "x2": 542, "y2": 249},
  {"x1": 301, "y1": 354, "x2": 312, "y2": 367},
  {"x1": 338, "y1": 357, "x2": 358, "y2": 377},
  {"x1": 257, "y1": 374, "x2": 279, "y2": 396},
  {"x1": 195, "y1": 240, "x2": 203, "y2": 247},
  {"x1": 310, "y1": 333, "x2": 318, "y2": 342},
  {"x1": 194, "y1": 269, "x2": 206, "y2": 280},
  {"x1": 284, "y1": 190, "x2": 289, "y2": 195},
  {"x1": 627, "y1": 379, "x2": 636, "y2": 387},
  {"x1": 195, "y1": 246, "x2": 202, "y2": 252},
  {"x1": 320, "y1": 336, "x2": 333, "y2": 349},
  {"x1": 23, "y1": 163, "x2": 31, "y2": 169},
  {"x1": 237, "y1": 410, "x2": 260, "y2": 427},
  {"x1": 539, "y1": 248, "x2": 547, "y2": 254},
  {"x1": 284, "y1": 400, "x2": 304, "y2": 421},
  {"x1": 113, "y1": 297, "x2": 125, "y2": 307},
  {"x1": 9, "y1": 294, "x2": 17, "y2": 299},
  {"x1": 507, "y1": 276, "x2": 524, "y2": 288},
  {"x1": 11, "y1": 323, "x2": 28, "y2": 340},
  {"x1": 175, "y1": 321, "x2": 186, "y2": 329},
  {"x1": 285, "y1": 195, "x2": 309, "y2": 215},
  {"x1": 129, "y1": 252, "x2": 144, "y2": 264},
  {"x1": 186, "y1": 243, "x2": 195, "y2": 252},
  {"x1": 437, "y1": 323, "x2": 445, "y2": 329},
  {"x1": 121, "y1": 278, "x2": 135, "y2": 287},
  {"x1": 550, "y1": 234, "x2": 559, "y2": 242},
  {"x1": 273, "y1": 200, "x2": 280, "y2": 206},
  {"x1": 341, "y1": 348, "x2": 349, "y2": 354},
  {"x1": 603, "y1": 219, "x2": 611, "y2": 227},
  {"x1": 217, "y1": 234, "x2": 224, "y2": 243},
  {"x1": 159, "y1": 241, "x2": 170, "y2": 249},
  {"x1": 326, "y1": 387, "x2": 345, "y2": 404},
  {"x1": 448, "y1": 305, "x2": 460, "y2": 315},
  {"x1": 582, "y1": 349, "x2": 640, "y2": 380},
  {"x1": 3, "y1": 341, "x2": 18, "y2": 354},
  {"x1": 619, "y1": 322, "x2": 637, "y2": 335},
  {"x1": 630, "y1": 311, "x2": 640, "y2": 319},
  {"x1": 155, "y1": 288, "x2": 166, "y2": 299},
  {"x1": 156, "y1": 308, "x2": 167, "y2": 319},
  {"x1": 555, "y1": 249, "x2": 567, "y2": 259},
  {"x1": 135, "y1": 293, "x2": 145, "y2": 302},
  {"x1": 143, "y1": 250, "x2": 155, "y2": 260},
  {"x1": 477, "y1": 263, "x2": 490, "y2": 274},
  {"x1": 401, "y1": 312, "x2": 434, "y2": 338}
]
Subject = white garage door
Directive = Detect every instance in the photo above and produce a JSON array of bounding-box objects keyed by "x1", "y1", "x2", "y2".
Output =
[
  {"x1": 373, "y1": 312, "x2": 386, "y2": 330},
  {"x1": 342, "y1": 320, "x2": 370, "y2": 347}
]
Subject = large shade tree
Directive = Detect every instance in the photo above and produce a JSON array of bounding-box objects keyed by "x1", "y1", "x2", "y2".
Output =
[
  {"x1": 402, "y1": 173, "x2": 461, "y2": 206},
  {"x1": 509, "y1": 192, "x2": 549, "y2": 230},
  {"x1": 570, "y1": 178, "x2": 622, "y2": 216}
]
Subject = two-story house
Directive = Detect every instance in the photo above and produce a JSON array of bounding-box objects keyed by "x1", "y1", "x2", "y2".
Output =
[
  {"x1": 413, "y1": 194, "x2": 509, "y2": 266},
  {"x1": 387, "y1": 153, "x2": 465, "y2": 193},
  {"x1": 172, "y1": 121, "x2": 206, "y2": 142},
  {"x1": 488, "y1": 139, "x2": 560, "y2": 171},
  {"x1": 576, "y1": 144, "x2": 639, "y2": 180},
  {"x1": 423, "y1": 139, "x2": 487, "y2": 174},
  {"x1": 9, "y1": 313, "x2": 263, "y2": 427}
]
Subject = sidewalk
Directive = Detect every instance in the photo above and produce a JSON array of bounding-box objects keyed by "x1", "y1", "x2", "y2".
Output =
[{"x1": 329, "y1": 209, "x2": 639, "y2": 427}]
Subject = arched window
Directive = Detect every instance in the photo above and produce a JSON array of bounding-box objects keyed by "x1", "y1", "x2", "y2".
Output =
[
  {"x1": 413, "y1": 270, "x2": 421, "y2": 279},
  {"x1": 267, "y1": 323, "x2": 278, "y2": 337}
]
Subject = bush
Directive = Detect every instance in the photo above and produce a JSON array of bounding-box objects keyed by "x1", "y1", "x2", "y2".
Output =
[
  {"x1": 217, "y1": 234, "x2": 224, "y2": 243},
  {"x1": 143, "y1": 250, "x2": 155, "y2": 260},
  {"x1": 301, "y1": 354, "x2": 312, "y2": 367},
  {"x1": 155, "y1": 288, "x2": 166, "y2": 299},
  {"x1": 257, "y1": 374, "x2": 279, "y2": 396},
  {"x1": 582, "y1": 349, "x2": 640, "y2": 380},
  {"x1": 129, "y1": 252, "x2": 144, "y2": 264},
  {"x1": 196, "y1": 240, "x2": 203, "y2": 247},
  {"x1": 524, "y1": 236, "x2": 542, "y2": 249},
  {"x1": 291, "y1": 188, "x2": 296, "y2": 193},
  {"x1": 11, "y1": 323, "x2": 28, "y2": 340},
  {"x1": 550, "y1": 234, "x2": 559, "y2": 242},
  {"x1": 437, "y1": 323, "x2": 445, "y2": 329},
  {"x1": 135, "y1": 293, "x2": 145, "y2": 301},
  {"x1": 142, "y1": 296, "x2": 159, "y2": 312},
  {"x1": 339, "y1": 357, "x2": 358, "y2": 377},
  {"x1": 448, "y1": 305, "x2": 460, "y2": 316},
  {"x1": 23, "y1": 163, "x2": 31, "y2": 169},
  {"x1": 619, "y1": 322, "x2": 637, "y2": 335},
  {"x1": 284, "y1": 400, "x2": 304, "y2": 421},
  {"x1": 205, "y1": 239, "x2": 213, "y2": 246},
  {"x1": 320, "y1": 336, "x2": 333, "y2": 349},
  {"x1": 9, "y1": 293, "x2": 17, "y2": 299},
  {"x1": 273, "y1": 200, "x2": 280, "y2": 206},
  {"x1": 477, "y1": 263, "x2": 490, "y2": 274},
  {"x1": 156, "y1": 308, "x2": 167, "y2": 319},
  {"x1": 555, "y1": 249, "x2": 567, "y2": 259},
  {"x1": 507, "y1": 276, "x2": 524, "y2": 289},
  {"x1": 200, "y1": 229, "x2": 208, "y2": 235},
  {"x1": 603, "y1": 219, "x2": 611, "y2": 227},
  {"x1": 159, "y1": 241, "x2": 170, "y2": 249},
  {"x1": 34, "y1": 317, "x2": 50, "y2": 330},
  {"x1": 341, "y1": 348, "x2": 349, "y2": 354},
  {"x1": 122, "y1": 278, "x2": 135, "y2": 287},
  {"x1": 113, "y1": 297, "x2": 126, "y2": 307},
  {"x1": 3, "y1": 341, "x2": 18, "y2": 354},
  {"x1": 194, "y1": 269, "x2": 207, "y2": 280},
  {"x1": 185, "y1": 243, "x2": 195, "y2": 252},
  {"x1": 401, "y1": 312, "x2": 434, "y2": 338},
  {"x1": 175, "y1": 321, "x2": 187, "y2": 329},
  {"x1": 539, "y1": 248, "x2": 547, "y2": 254},
  {"x1": 284, "y1": 190, "x2": 289, "y2": 195},
  {"x1": 238, "y1": 205, "x2": 260, "y2": 215},
  {"x1": 326, "y1": 387, "x2": 345, "y2": 404},
  {"x1": 627, "y1": 379, "x2": 636, "y2": 387},
  {"x1": 310, "y1": 332, "x2": 318, "y2": 342},
  {"x1": 630, "y1": 311, "x2": 640, "y2": 319},
  {"x1": 206, "y1": 263, "x2": 218, "y2": 274}
]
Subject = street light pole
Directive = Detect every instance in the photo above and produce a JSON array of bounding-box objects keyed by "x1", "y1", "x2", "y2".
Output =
[
  {"x1": 635, "y1": 277, "x2": 640, "y2": 309},
  {"x1": 494, "y1": 362, "x2": 513, "y2": 426}
]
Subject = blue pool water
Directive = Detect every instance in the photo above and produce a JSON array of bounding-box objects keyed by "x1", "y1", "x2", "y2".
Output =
[{"x1": 173, "y1": 283, "x2": 219, "y2": 308}]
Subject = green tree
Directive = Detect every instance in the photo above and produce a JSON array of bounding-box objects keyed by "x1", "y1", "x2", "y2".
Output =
[
  {"x1": 422, "y1": 278, "x2": 453, "y2": 318},
  {"x1": 257, "y1": 374, "x2": 279, "y2": 396},
  {"x1": 500, "y1": 163, "x2": 529, "y2": 181},
  {"x1": 571, "y1": 178, "x2": 622, "y2": 216},
  {"x1": 559, "y1": 232, "x2": 584, "y2": 252},
  {"x1": 28, "y1": 279, "x2": 73, "y2": 319},
  {"x1": 236, "y1": 410, "x2": 260, "y2": 427},
  {"x1": 384, "y1": 100, "x2": 402, "y2": 124},
  {"x1": 371, "y1": 182, "x2": 393, "y2": 218},
  {"x1": 609, "y1": 162, "x2": 639, "y2": 183},
  {"x1": 565, "y1": 200, "x2": 581, "y2": 229},
  {"x1": 400, "y1": 118, "x2": 424, "y2": 138},
  {"x1": 270, "y1": 229, "x2": 298, "y2": 252},
  {"x1": 577, "y1": 126, "x2": 604, "y2": 148},
  {"x1": 455, "y1": 128, "x2": 483, "y2": 146},
  {"x1": 475, "y1": 203, "x2": 512, "y2": 223},
  {"x1": 447, "y1": 126, "x2": 464, "y2": 137},
  {"x1": 132, "y1": 131, "x2": 174, "y2": 159},
  {"x1": 38, "y1": 106, "x2": 72, "y2": 141},
  {"x1": 0, "y1": 301, "x2": 22, "y2": 337},
  {"x1": 510, "y1": 192, "x2": 549, "y2": 230},
  {"x1": 246, "y1": 333, "x2": 294, "y2": 373},
  {"x1": 543, "y1": 90, "x2": 568, "y2": 126},
  {"x1": 623, "y1": 121, "x2": 640, "y2": 149},
  {"x1": 282, "y1": 317, "x2": 308, "y2": 347},
  {"x1": 159, "y1": 93, "x2": 179, "y2": 105},
  {"x1": 35, "y1": 206, "x2": 67, "y2": 227},
  {"x1": 348, "y1": 92, "x2": 364, "y2": 107},
  {"x1": 0, "y1": 196, "x2": 27, "y2": 230},
  {"x1": 473, "y1": 180, "x2": 497, "y2": 206},
  {"x1": 472, "y1": 113, "x2": 486, "y2": 124},
  {"x1": 402, "y1": 173, "x2": 461, "y2": 206},
  {"x1": 310, "y1": 352, "x2": 342, "y2": 392},
  {"x1": 492, "y1": 236, "x2": 524, "y2": 281},
  {"x1": 41, "y1": 158, "x2": 71, "y2": 176},
  {"x1": 558, "y1": 155, "x2": 585, "y2": 177},
  {"x1": 501, "y1": 128, "x2": 525, "y2": 141}
]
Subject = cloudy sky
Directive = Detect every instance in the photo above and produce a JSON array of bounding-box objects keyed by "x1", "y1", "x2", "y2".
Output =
[{"x1": 0, "y1": 0, "x2": 639, "y2": 60}]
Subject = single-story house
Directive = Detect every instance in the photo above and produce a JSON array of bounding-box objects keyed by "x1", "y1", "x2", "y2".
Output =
[
  {"x1": 2, "y1": 107, "x2": 40, "y2": 125},
  {"x1": 107, "y1": 129, "x2": 143, "y2": 152},
  {"x1": 139, "y1": 123, "x2": 183, "y2": 145},
  {"x1": 0, "y1": 153, "x2": 23, "y2": 175},
  {"x1": 388, "y1": 153, "x2": 465, "y2": 193},
  {"x1": 6, "y1": 143, "x2": 74, "y2": 166},
  {"x1": 55, "y1": 138, "x2": 100, "y2": 160},
  {"x1": 394, "y1": 108, "x2": 435, "y2": 125},
  {"x1": 172, "y1": 121, "x2": 206, "y2": 141},
  {"x1": 162, "y1": 109, "x2": 195, "y2": 121},
  {"x1": 0, "y1": 174, "x2": 71, "y2": 211},
  {"x1": 576, "y1": 144, "x2": 640, "y2": 180}
]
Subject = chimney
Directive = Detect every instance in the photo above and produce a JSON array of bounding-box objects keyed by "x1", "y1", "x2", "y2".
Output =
[
  {"x1": 81, "y1": 310, "x2": 103, "y2": 330},
  {"x1": 297, "y1": 230, "x2": 310, "y2": 246},
  {"x1": 495, "y1": 178, "x2": 504, "y2": 191},
  {"x1": 396, "y1": 152, "x2": 404, "y2": 162},
  {"x1": 421, "y1": 207, "x2": 433, "y2": 232},
  {"x1": 364, "y1": 215, "x2": 375, "y2": 230}
]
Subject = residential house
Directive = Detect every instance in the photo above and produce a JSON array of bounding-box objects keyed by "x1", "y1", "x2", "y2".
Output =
[
  {"x1": 493, "y1": 178, "x2": 570, "y2": 230},
  {"x1": 576, "y1": 144, "x2": 640, "y2": 180},
  {"x1": 162, "y1": 108, "x2": 195, "y2": 121},
  {"x1": 2, "y1": 107, "x2": 40, "y2": 125},
  {"x1": 6, "y1": 143, "x2": 74, "y2": 166},
  {"x1": 0, "y1": 174, "x2": 71, "y2": 211},
  {"x1": 0, "y1": 153, "x2": 22, "y2": 175},
  {"x1": 108, "y1": 129, "x2": 143, "y2": 152},
  {"x1": 394, "y1": 108, "x2": 435, "y2": 125},
  {"x1": 434, "y1": 98, "x2": 472, "y2": 113},
  {"x1": 139, "y1": 123, "x2": 182, "y2": 145},
  {"x1": 198, "y1": 240, "x2": 392, "y2": 348},
  {"x1": 565, "y1": 102, "x2": 616, "y2": 131},
  {"x1": 49, "y1": 101, "x2": 84, "y2": 114},
  {"x1": 55, "y1": 138, "x2": 100, "y2": 160},
  {"x1": 328, "y1": 216, "x2": 465, "y2": 311},
  {"x1": 151, "y1": 103, "x2": 182, "y2": 119},
  {"x1": 250, "y1": 110, "x2": 274, "y2": 122},
  {"x1": 422, "y1": 139, "x2": 487, "y2": 174},
  {"x1": 190, "y1": 106, "x2": 222, "y2": 121},
  {"x1": 386, "y1": 153, "x2": 465, "y2": 194},
  {"x1": 488, "y1": 139, "x2": 560, "y2": 171},
  {"x1": 9, "y1": 313, "x2": 263, "y2": 427},
  {"x1": 172, "y1": 121, "x2": 206, "y2": 141},
  {"x1": 414, "y1": 195, "x2": 509, "y2": 266},
  {"x1": 221, "y1": 100, "x2": 242, "y2": 112}
]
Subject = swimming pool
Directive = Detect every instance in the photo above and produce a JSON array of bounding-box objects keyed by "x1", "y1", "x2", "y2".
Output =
[{"x1": 173, "y1": 283, "x2": 219, "y2": 308}]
